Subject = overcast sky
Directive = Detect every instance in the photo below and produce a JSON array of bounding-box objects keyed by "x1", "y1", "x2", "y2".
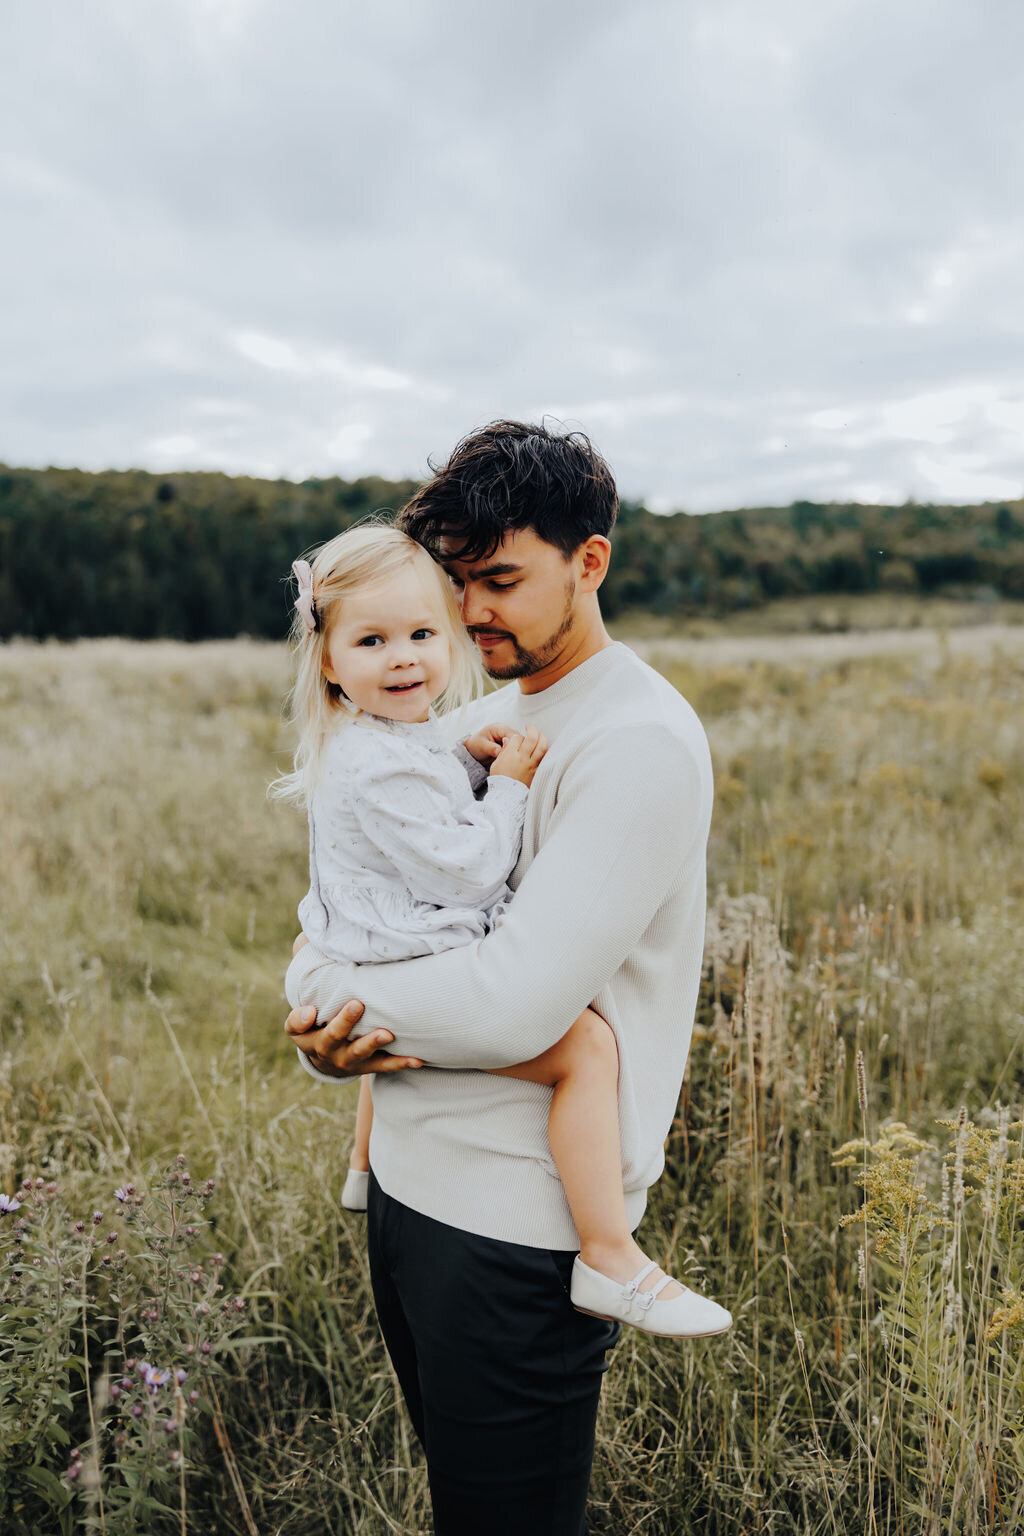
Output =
[{"x1": 3, "y1": 0, "x2": 1022, "y2": 512}]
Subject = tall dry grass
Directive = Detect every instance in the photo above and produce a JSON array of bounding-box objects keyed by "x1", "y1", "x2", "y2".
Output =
[{"x1": 2, "y1": 631, "x2": 1023, "y2": 1534}]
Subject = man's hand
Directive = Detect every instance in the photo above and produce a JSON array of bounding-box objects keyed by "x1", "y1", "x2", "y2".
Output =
[
  {"x1": 462, "y1": 723, "x2": 517, "y2": 766},
  {"x1": 285, "y1": 1000, "x2": 424, "y2": 1079}
]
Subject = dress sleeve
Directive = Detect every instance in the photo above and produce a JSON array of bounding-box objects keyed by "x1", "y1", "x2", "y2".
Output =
[
  {"x1": 351, "y1": 740, "x2": 527, "y2": 910},
  {"x1": 452, "y1": 741, "x2": 490, "y2": 794}
]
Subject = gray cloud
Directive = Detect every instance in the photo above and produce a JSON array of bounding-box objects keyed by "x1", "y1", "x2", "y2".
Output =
[{"x1": 2, "y1": 0, "x2": 1022, "y2": 510}]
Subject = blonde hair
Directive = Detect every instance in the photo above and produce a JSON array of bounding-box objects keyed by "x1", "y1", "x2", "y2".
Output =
[{"x1": 272, "y1": 521, "x2": 482, "y2": 804}]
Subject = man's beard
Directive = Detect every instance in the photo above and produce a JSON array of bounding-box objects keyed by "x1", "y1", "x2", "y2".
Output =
[{"x1": 476, "y1": 580, "x2": 576, "y2": 681}]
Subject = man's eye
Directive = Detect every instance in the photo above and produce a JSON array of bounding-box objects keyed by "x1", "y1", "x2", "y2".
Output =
[
  {"x1": 489, "y1": 582, "x2": 518, "y2": 591},
  {"x1": 448, "y1": 576, "x2": 464, "y2": 591},
  {"x1": 357, "y1": 635, "x2": 382, "y2": 647},
  {"x1": 412, "y1": 629, "x2": 434, "y2": 641}
]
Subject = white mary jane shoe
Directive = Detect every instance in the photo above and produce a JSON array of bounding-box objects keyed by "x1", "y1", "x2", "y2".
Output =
[
  {"x1": 570, "y1": 1257, "x2": 732, "y2": 1338},
  {"x1": 341, "y1": 1169, "x2": 369, "y2": 1212}
]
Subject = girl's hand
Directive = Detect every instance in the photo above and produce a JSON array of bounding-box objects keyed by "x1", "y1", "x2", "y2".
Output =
[
  {"x1": 489, "y1": 725, "x2": 548, "y2": 788},
  {"x1": 463, "y1": 723, "x2": 517, "y2": 765}
]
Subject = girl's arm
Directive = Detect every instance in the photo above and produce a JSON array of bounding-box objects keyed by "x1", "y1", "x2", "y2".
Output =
[{"x1": 346, "y1": 739, "x2": 528, "y2": 910}]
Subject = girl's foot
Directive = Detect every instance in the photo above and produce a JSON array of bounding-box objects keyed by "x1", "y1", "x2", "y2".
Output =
[
  {"x1": 342, "y1": 1168, "x2": 369, "y2": 1211},
  {"x1": 570, "y1": 1243, "x2": 732, "y2": 1338}
]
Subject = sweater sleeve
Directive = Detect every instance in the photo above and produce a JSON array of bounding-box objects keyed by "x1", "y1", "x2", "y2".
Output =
[
  {"x1": 298, "y1": 722, "x2": 710, "y2": 1076},
  {"x1": 350, "y1": 742, "x2": 528, "y2": 910}
]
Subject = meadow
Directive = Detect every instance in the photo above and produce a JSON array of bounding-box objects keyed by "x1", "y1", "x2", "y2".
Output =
[{"x1": 2, "y1": 621, "x2": 1023, "y2": 1535}]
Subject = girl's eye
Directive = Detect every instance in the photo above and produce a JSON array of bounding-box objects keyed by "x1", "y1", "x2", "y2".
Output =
[
  {"x1": 357, "y1": 635, "x2": 383, "y2": 647},
  {"x1": 412, "y1": 629, "x2": 435, "y2": 641}
]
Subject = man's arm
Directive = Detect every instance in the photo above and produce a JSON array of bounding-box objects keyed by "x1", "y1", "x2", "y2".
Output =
[{"x1": 292, "y1": 721, "x2": 711, "y2": 1076}]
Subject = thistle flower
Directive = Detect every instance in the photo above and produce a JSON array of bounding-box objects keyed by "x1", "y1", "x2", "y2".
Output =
[
  {"x1": 114, "y1": 1187, "x2": 130, "y2": 1203},
  {"x1": 138, "y1": 1362, "x2": 171, "y2": 1392},
  {"x1": 0, "y1": 1193, "x2": 22, "y2": 1215}
]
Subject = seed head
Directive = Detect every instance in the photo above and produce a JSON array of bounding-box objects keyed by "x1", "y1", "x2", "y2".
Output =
[{"x1": 855, "y1": 1051, "x2": 868, "y2": 1118}]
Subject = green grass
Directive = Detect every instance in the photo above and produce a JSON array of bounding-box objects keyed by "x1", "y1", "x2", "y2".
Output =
[{"x1": 2, "y1": 631, "x2": 1023, "y2": 1534}]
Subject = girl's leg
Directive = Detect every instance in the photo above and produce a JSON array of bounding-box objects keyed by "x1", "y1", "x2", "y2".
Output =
[
  {"x1": 491, "y1": 1010, "x2": 681, "y2": 1295},
  {"x1": 350, "y1": 1075, "x2": 374, "y2": 1173}
]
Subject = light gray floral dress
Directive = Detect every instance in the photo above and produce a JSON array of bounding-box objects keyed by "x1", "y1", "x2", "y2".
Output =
[{"x1": 293, "y1": 709, "x2": 528, "y2": 969}]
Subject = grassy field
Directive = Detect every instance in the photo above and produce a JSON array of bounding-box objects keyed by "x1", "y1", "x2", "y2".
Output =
[{"x1": 2, "y1": 623, "x2": 1024, "y2": 1534}]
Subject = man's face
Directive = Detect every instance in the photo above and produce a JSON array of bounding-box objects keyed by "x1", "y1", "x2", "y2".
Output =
[{"x1": 442, "y1": 527, "x2": 579, "y2": 681}]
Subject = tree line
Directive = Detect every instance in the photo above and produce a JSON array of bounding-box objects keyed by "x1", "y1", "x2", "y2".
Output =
[{"x1": 1, "y1": 461, "x2": 1022, "y2": 640}]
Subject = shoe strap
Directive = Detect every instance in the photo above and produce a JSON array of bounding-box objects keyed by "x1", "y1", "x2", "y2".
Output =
[
  {"x1": 622, "y1": 1260, "x2": 660, "y2": 1302},
  {"x1": 629, "y1": 1267, "x2": 680, "y2": 1313}
]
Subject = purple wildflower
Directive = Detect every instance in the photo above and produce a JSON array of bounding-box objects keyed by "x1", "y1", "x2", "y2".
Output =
[
  {"x1": 114, "y1": 1187, "x2": 130, "y2": 1203},
  {"x1": 0, "y1": 1194, "x2": 22, "y2": 1215}
]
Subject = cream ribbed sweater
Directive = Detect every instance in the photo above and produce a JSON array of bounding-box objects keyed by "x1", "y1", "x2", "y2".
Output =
[{"x1": 296, "y1": 642, "x2": 713, "y2": 1249}]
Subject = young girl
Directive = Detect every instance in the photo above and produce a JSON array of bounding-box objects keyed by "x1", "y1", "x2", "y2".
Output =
[{"x1": 278, "y1": 523, "x2": 731, "y2": 1338}]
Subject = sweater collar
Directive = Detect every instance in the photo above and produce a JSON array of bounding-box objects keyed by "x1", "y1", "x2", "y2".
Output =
[{"x1": 506, "y1": 642, "x2": 627, "y2": 716}]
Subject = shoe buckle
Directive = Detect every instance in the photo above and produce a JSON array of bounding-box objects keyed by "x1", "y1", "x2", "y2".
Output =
[{"x1": 635, "y1": 1288, "x2": 656, "y2": 1312}]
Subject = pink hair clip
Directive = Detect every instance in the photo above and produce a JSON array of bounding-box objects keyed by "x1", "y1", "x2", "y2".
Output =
[{"x1": 291, "y1": 559, "x2": 318, "y2": 633}]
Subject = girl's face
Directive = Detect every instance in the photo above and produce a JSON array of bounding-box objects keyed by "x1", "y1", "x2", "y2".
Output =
[{"x1": 321, "y1": 560, "x2": 453, "y2": 722}]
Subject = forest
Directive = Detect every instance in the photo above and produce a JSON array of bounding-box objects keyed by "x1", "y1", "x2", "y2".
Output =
[{"x1": 2, "y1": 460, "x2": 1023, "y2": 639}]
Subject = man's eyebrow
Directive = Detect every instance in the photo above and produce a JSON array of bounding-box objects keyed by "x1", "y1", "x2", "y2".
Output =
[{"x1": 444, "y1": 562, "x2": 523, "y2": 580}]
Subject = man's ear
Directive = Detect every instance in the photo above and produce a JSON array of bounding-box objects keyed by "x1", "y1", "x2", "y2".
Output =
[{"x1": 578, "y1": 535, "x2": 611, "y2": 593}]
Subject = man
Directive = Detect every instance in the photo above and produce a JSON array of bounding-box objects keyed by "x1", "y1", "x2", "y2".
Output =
[{"x1": 286, "y1": 420, "x2": 714, "y2": 1535}]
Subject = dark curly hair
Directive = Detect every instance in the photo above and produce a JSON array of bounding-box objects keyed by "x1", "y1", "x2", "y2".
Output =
[{"x1": 398, "y1": 419, "x2": 619, "y2": 563}]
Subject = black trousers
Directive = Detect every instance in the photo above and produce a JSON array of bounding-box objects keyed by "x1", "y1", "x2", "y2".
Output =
[{"x1": 367, "y1": 1172, "x2": 620, "y2": 1536}]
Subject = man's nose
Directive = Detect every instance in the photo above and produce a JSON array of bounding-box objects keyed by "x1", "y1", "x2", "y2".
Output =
[{"x1": 460, "y1": 585, "x2": 493, "y2": 627}]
